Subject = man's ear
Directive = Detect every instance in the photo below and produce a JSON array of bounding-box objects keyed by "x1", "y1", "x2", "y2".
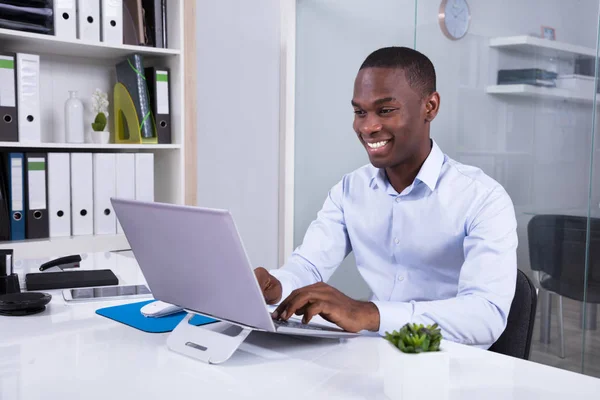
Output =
[{"x1": 424, "y1": 92, "x2": 440, "y2": 122}]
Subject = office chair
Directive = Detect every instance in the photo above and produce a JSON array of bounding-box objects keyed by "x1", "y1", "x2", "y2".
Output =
[
  {"x1": 488, "y1": 269, "x2": 537, "y2": 360},
  {"x1": 527, "y1": 214, "x2": 600, "y2": 358}
]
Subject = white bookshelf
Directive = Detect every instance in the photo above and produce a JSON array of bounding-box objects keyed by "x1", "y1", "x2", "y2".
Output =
[
  {"x1": 486, "y1": 84, "x2": 598, "y2": 104},
  {"x1": 0, "y1": 28, "x2": 180, "y2": 59},
  {"x1": 489, "y1": 35, "x2": 596, "y2": 60},
  {"x1": 0, "y1": 142, "x2": 181, "y2": 150},
  {"x1": 0, "y1": 0, "x2": 186, "y2": 260}
]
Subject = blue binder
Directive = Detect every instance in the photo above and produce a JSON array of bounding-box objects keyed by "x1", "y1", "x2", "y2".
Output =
[{"x1": 7, "y1": 153, "x2": 25, "y2": 241}]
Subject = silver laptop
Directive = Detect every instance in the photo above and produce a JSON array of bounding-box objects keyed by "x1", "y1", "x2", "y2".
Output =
[{"x1": 111, "y1": 198, "x2": 358, "y2": 339}]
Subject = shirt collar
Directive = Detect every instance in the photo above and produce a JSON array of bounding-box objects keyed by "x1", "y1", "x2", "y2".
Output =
[{"x1": 369, "y1": 139, "x2": 445, "y2": 192}]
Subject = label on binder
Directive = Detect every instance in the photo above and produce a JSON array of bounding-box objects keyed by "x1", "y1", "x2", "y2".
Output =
[
  {"x1": 28, "y1": 157, "x2": 46, "y2": 210},
  {"x1": 0, "y1": 55, "x2": 15, "y2": 107},
  {"x1": 10, "y1": 157, "x2": 23, "y2": 211},
  {"x1": 157, "y1": 70, "x2": 169, "y2": 114}
]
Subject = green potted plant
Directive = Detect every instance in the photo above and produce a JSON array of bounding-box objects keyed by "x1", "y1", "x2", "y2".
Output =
[
  {"x1": 90, "y1": 88, "x2": 110, "y2": 144},
  {"x1": 380, "y1": 323, "x2": 449, "y2": 400}
]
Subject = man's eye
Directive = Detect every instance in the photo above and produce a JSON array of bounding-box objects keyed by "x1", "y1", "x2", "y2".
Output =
[
  {"x1": 354, "y1": 110, "x2": 366, "y2": 116},
  {"x1": 380, "y1": 108, "x2": 396, "y2": 114}
]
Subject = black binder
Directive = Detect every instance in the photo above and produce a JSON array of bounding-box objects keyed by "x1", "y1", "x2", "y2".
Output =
[
  {"x1": 24, "y1": 153, "x2": 49, "y2": 239},
  {"x1": 0, "y1": 153, "x2": 10, "y2": 241},
  {"x1": 142, "y1": 0, "x2": 165, "y2": 48},
  {"x1": 145, "y1": 67, "x2": 171, "y2": 144},
  {"x1": 0, "y1": 52, "x2": 18, "y2": 142}
]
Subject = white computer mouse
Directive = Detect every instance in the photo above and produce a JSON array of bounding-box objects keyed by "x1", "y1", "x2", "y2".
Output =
[{"x1": 140, "y1": 300, "x2": 184, "y2": 318}]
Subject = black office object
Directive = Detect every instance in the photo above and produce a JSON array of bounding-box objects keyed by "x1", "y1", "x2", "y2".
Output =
[
  {"x1": 0, "y1": 17, "x2": 52, "y2": 34},
  {"x1": 25, "y1": 269, "x2": 119, "y2": 291},
  {"x1": 39, "y1": 254, "x2": 82, "y2": 271},
  {"x1": 497, "y1": 68, "x2": 558, "y2": 87},
  {"x1": 0, "y1": 292, "x2": 52, "y2": 316},
  {"x1": 141, "y1": 0, "x2": 164, "y2": 48},
  {"x1": 0, "y1": 0, "x2": 51, "y2": 7},
  {"x1": 0, "y1": 52, "x2": 18, "y2": 142},
  {"x1": 0, "y1": 249, "x2": 20, "y2": 295},
  {"x1": 161, "y1": 0, "x2": 167, "y2": 47},
  {"x1": 24, "y1": 153, "x2": 49, "y2": 239},
  {"x1": 0, "y1": 0, "x2": 54, "y2": 35},
  {"x1": 145, "y1": 67, "x2": 171, "y2": 143},
  {"x1": 0, "y1": 155, "x2": 10, "y2": 241}
]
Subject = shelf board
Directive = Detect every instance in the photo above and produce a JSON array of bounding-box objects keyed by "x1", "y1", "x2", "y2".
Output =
[
  {"x1": 486, "y1": 84, "x2": 598, "y2": 104},
  {"x1": 0, "y1": 234, "x2": 130, "y2": 260},
  {"x1": 0, "y1": 28, "x2": 180, "y2": 59},
  {"x1": 0, "y1": 142, "x2": 181, "y2": 150},
  {"x1": 489, "y1": 35, "x2": 596, "y2": 60}
]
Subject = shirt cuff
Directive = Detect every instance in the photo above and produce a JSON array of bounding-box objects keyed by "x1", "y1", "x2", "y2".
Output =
[
  {"x1": 268, "y1": 268, "x2": 301, "y2": 304},
  {"x1": 372, "y1": 300, "x2": 414, "y2": 336}
]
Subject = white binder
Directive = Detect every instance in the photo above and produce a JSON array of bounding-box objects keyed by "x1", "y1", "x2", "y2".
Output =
[
  {"x1": 16, "y1": 54, "x2": 41, "y2": 144},
  {"x1": 70, "y1": 153, "x2": 93, "y2": 236},
  {"x1": 48, "y1": 153, "x2": 71, "y2": 238},
  {"x1": 101, "y1": 0, "x2": 123, "y2": 44},
  {"x1": 93, "y1": 153, "x2": 116, "y2": 235},
  {"x1": 53, "y1": 0, "x2": 77, "y2": 40},
  {"x1": 135, "y1": 153, "x2": 154, "y2": 202},
  {"x1": 115, "y1": 153, "x2": 135, "y2": 234},
  {"x1": 77, "y1": 0, "x2": 101, "y2": 42}
]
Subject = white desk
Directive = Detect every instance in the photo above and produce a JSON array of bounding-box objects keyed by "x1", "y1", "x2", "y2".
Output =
[{"x1": 1, "y1": 252, "x2": 600, "y2": 400}]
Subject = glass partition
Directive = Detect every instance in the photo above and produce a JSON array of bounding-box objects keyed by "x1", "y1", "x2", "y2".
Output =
[
  {"x1": 415, "y1": 0, "x2": 600, "y2": 377},
  {"x1": 295, "y1": 0, "x2": 600, "y2": 377}
]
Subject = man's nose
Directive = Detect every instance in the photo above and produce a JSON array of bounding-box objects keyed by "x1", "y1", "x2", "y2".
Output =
[{"x1": 360, "y1": 115, "x2": 382, "y2": 136}]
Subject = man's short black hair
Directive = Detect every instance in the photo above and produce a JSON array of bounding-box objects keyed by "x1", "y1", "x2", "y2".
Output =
[{"x1": 359, "y1": 46, "x2": 436, "y2": 97}]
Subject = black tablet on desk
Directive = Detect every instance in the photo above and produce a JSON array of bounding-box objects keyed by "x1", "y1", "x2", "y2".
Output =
[{"x1": 25, "y1": 269, "x2": 119, "y2": 291}]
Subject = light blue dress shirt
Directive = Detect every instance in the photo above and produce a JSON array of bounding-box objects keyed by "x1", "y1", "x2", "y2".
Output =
[{"x1": 270, "y1": 140, "x2": 518, "y2": 348}]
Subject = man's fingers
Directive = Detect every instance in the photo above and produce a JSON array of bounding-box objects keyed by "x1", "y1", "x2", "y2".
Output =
[
  {"x1": 279, "y1": 292, "x2": 326, "y2": 321},
  {"x1": 273, "y1": 283, "x2": 335, "y2": 319},
  {"x1": 301, "y1": 301, "x2": 326, "y2": 324}
]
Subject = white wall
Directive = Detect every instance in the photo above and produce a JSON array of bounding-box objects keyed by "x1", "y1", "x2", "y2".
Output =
[
  {"x1": 195, "y1": 0, "x2": 281, "y2": 270},
  {"x1": 414, "y1": 0, "x2": 600, "y2": 275},
  {"x1": 294, "y1": 0, "x2": 600, "y2": 297},
  {"x1": 294, "y1": 0, "x2": 416, "y2": 299}
]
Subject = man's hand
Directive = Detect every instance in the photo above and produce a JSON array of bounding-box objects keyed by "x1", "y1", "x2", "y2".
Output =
[
  {"x1": 254, "y1": 267, "x2": 283, "y2": 305},
  {"x1": 272, "y1": 282, "x2": 380, "y2": 333}
]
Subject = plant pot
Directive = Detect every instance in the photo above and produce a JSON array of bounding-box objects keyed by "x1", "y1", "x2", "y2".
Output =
[
  {"x1": 91, "y1": 130, "x2": 110, "y2": 144},
  {"x1": 379, "y1": 339, "x2": 450, "y2": 400}
]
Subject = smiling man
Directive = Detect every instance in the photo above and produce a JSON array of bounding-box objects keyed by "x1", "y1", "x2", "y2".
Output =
[{"x1": 254, "y1": 46, "x2": 518, "y2": 348}]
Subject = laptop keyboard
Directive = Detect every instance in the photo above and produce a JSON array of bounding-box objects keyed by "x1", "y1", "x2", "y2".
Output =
[{"x1": 274, "y1": 318, "x2": 340, "y2": 332}]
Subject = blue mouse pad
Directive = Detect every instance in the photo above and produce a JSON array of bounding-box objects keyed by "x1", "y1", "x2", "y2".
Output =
[{"x1": 96, "y1": 300, "x2": 217, "y2": 333}]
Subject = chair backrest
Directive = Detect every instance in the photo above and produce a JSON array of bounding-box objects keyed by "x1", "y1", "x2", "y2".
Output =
[
  {"x1": 489, "y1": 269, "x2": 537, "y2": 360},
  {"x1": 528, "y1": 214, "x2": 600, "y2": 302}
]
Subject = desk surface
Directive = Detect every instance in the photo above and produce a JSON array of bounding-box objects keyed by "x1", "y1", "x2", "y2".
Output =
[{"x1": 1, "y1": 252, "x2": 600, "y2": 400}]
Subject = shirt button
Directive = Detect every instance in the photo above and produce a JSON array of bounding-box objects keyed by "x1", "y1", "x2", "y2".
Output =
[
  {"x1": 395, "y1": 197, "x2": 401, "y2": 203},
  {"x1": 394, "y1": 238, "x2": 400, "y2": 245},
  {"x1": 397, "y1": 276, "x2": 405, "y2": 282}
]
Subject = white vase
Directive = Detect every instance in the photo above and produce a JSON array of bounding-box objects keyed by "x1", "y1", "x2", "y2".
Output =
[
  {"x1": 64, "y1": 90, "x2": 84, "y2": 143},
  {"x1": 379, "y1": 340, "x2": 450, "y2": 400}
]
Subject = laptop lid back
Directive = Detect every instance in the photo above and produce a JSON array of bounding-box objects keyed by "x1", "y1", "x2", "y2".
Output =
[{"x1": 111, "y1": 198, "x2": 276, "y2": 332}]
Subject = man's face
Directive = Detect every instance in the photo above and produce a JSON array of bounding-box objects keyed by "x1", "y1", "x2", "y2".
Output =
[{"x1": 352, "y1": 67, "x2": 433, "y2": 169}]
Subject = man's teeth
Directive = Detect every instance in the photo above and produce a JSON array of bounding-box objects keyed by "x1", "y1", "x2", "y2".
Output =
[{"x1": 367, "y1": 140, "x2": 389, "y2": 149}]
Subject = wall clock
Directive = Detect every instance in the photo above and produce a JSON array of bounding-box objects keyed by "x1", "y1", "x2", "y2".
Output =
[{"x1": 438, "y1": 0, "x2": 470, "y2": 40}]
